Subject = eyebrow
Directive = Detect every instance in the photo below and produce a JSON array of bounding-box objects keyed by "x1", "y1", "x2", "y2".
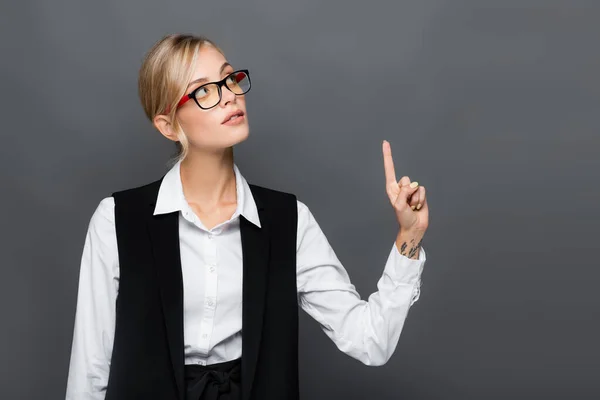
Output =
[{"x1": 186, "y1": 62, "x2": 232, "y2": 88}]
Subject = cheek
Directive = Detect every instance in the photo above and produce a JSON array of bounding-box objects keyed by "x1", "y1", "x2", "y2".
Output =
[{"x1": 179, "y1": 110, "x2": 222, "y2": 138}]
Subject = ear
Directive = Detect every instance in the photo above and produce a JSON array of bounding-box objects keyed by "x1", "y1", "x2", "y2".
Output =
[{"x1": 153, "y1": 113, "x2": 179, "y2": 142}]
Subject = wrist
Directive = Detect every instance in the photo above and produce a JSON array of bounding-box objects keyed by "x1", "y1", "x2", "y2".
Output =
[
  {"x1": 395, "y1": 229, "x2": 425, "y2": 259},
  {"x1": 399, "y1": 226, "x2": 426, "y2": 238}
]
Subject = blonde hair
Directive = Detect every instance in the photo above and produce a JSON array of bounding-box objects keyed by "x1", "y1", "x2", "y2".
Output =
[{"x1": 138, "y1": 33, "x2": 225, "y2": 167}]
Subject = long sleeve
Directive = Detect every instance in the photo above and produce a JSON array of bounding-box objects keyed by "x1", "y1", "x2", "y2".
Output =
[
  {"x1": 296, "y1": 200, "x2": 426, "y2": 366},
  {"x1": 65, "y1": 197, "x2": 119, "y2": 400}
]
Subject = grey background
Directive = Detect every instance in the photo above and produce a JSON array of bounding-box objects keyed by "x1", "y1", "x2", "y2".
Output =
[{"x1": 1, "y1": 0, "x2": 599, "y2": 399}]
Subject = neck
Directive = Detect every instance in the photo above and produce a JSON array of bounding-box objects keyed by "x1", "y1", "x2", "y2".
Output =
[{"x1": 179, "y1": 146, "x2": 237, "y2": 212}]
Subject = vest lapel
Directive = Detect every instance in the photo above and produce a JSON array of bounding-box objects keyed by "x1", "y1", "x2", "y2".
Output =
[
  {"x1": 146, "y1": 209, "x2": 185, "y2": 400},
  {"x1": 240, "y1": 201, "x2": 270, "y2": 400},
  {"x1": 146, "y1": 182, "x2": 271, "y2": 400}
]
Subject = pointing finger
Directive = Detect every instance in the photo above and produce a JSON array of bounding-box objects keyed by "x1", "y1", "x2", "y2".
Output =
[{"x1": 382, "y1": 140, "x2": 398, "y2": 187}]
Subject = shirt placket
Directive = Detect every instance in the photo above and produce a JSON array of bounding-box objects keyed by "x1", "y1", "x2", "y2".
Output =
[{"x1": 198, "y1": 231, "x2": 218, "y2": 354}]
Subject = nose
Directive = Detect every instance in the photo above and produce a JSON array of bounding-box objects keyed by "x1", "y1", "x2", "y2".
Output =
[{"x1": 219, "y1": 82, "x2": 236, "y2": 106}]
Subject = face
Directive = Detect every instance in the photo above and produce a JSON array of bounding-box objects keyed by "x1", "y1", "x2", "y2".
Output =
[{"x1": 155, "y1": 44, "x2": 250, "y2": 153}]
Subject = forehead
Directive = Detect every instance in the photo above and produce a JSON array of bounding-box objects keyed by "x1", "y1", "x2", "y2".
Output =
[{"x1": 191, "y1": 45, "x2": 230, "y2": 78}]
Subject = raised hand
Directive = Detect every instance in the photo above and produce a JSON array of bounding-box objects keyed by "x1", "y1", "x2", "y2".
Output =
[{"x1": 382, "y1": 140, "x2": 429, "y2": 233}]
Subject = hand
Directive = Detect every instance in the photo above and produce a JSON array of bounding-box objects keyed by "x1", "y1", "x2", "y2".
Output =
[{"x1": 382, "y1": 140, "x2": 429, "y2": 232}]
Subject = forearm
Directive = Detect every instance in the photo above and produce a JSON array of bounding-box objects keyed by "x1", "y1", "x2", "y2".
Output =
[{"x1": 395, "y1": 229, "x2": 424, "y2": 260}]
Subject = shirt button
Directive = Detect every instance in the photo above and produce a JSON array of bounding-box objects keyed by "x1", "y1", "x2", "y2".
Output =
[
  {"x1": 207, "y1": 298, "x2": 215, "y2": 307},
  {"x1": 202, "y1": 333, "x2": 207, "y2": 338},
  {"x1": 209, "y1": 265, "x2": 215, "y2": 273}
]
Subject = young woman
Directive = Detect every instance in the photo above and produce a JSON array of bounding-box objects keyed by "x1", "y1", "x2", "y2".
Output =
[{"x1": 65, "y1": 33, "x2": 429, "y2": 400}]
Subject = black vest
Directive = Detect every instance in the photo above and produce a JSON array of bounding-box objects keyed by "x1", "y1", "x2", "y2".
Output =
[{"x1": 104, "y1": 177, "x2": 300, "y2": 400}]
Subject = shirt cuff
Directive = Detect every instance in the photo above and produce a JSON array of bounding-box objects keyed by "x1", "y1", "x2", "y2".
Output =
[{"x1": 383, "y1": 241, "x2": 426, "y2": 285}]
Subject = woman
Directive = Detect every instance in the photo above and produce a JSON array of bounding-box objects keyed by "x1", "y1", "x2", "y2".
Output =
[{"x1": 65, "y1": 33, "x2": 429, "y2": 400}]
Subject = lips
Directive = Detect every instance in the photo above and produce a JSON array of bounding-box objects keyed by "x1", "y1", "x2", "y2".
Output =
[{"x1": 222, "y1": 110, "x2": 245, "y2": 124}]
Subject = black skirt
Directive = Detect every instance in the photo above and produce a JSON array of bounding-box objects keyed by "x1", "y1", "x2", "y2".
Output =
[{"x1": 184, "y1": 357, "x2": 242, "y2": 400}]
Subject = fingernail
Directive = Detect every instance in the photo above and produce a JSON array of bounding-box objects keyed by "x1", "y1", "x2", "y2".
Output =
[
  {"x1": 410, "y1": 181, "x2": 419, "y2": 188},
  {"x1": 416, "y1": 204, "x2": 422, "y2": 210},
  {"x1": 411, "y1": 205, "x2": 416, "y2": 210}
]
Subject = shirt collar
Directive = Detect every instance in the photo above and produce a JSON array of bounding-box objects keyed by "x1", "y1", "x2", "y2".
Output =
[{"x1": 153, "y1": 159, "x2": 261, "y2": 228}]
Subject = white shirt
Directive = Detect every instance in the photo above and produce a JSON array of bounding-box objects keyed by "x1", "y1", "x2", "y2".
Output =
[{"x1": 65, "y1": 159, "x2": 427, "y2": 399}]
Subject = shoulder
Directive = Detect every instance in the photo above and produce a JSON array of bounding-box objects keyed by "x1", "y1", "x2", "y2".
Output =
[
  {"x1": 246, "y1": 183, "x2": 317, "y2": 228},
  {"x1": 248, "y1": 185, "x2": 310, "y2": 218},
  {"x1": 248, "y1": 183, "x2": 299, "y2": 210},
  {"x1": 87, "y1": 176, "x2": 163, "y2": 227},
  {"x1": 106, "y1": 175, "x2": 165, "y2": 219},
  {"x1": 93, "y1": 196, "x2": 115, "y2": 221},
  {"x1": 111, "y1": 177, "x2": 163, "y2": 204},
  {"x1": 87, "y1": 196, "x2": 116, "y2": 237},
  {"x1": 247, "y1": 183, "x2": 313, "y2": 212},
  {"x1": 248, "y1": 182, "x2": 296, "y2": 200}
]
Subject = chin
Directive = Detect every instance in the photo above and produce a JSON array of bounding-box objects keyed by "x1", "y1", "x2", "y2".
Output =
[{"x1": 228, "y1": 126, "x2": 250, "y2": 145}]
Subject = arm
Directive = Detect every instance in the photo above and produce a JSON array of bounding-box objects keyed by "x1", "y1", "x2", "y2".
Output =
[
  {"x1": 65, "y1": 197, "x2": 119, "y2": 399},
  {"x1": 296, "y1": 200, "x2": 426, "y2": 366}
]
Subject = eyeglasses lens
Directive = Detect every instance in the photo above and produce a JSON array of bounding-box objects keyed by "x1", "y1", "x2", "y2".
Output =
[{"x1": 195, "y1": 71, "x2": 251, "y2": 109}]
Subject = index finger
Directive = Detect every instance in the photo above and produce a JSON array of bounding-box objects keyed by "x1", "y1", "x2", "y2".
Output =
[{"x1": 382, "y1": 140, "x2": 397, "y2": 186}]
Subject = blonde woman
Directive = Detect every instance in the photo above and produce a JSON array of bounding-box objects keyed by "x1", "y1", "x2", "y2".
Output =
[{"x1": 65, "y1": 33, "x2": 429, "y2": 400}]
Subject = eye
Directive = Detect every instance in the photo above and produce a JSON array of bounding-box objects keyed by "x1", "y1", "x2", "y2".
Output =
[
  {"x1": 195, "y1": 85, "x2": 213, "y2": 99},
  {"x1": 226, "y1": 73, "x2": 236, "y2": 83}
]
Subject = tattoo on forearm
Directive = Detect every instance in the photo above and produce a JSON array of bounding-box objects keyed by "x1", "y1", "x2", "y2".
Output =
[{"x1": 400, "y1": 238, "x2": 423, "y2": 258}]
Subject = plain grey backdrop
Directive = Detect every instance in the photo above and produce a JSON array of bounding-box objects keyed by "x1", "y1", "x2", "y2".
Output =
[{"x1": 1, "y1": 0, "x2": 599, "y2": 399}]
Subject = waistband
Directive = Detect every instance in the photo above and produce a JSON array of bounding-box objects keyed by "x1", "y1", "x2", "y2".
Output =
[{"x1": 184, "y1": 357, "x2": 242, "y2": 400}]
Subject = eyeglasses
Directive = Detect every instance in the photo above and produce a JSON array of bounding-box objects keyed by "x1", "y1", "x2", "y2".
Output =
[{"x1": 175, "y1": 69, "x2": 251, "y2": 111}]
